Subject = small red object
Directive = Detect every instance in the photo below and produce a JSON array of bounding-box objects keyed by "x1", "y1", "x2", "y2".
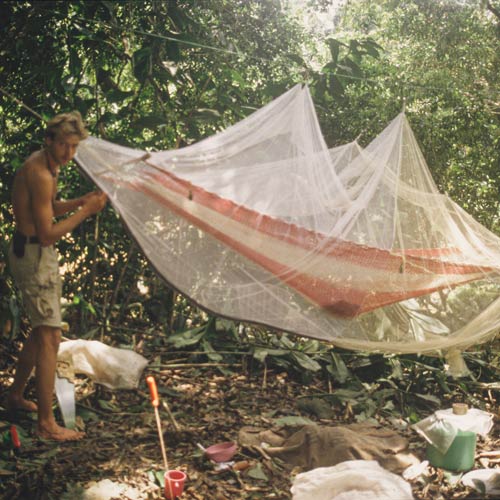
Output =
[
  {"x1": 146, "y1": 376, "x2": 159, "y2": 407},
  {"x1": 164, "y1": 469, "x2": 187, "y2": 499},
  {"x1": 10, "y1": 425, "x2": 21, "y2": 449}
]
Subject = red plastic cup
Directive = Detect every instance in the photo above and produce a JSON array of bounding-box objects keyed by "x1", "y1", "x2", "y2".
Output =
[{"x1": 164, "y1": 469, "x2": 187, "y2": 499}]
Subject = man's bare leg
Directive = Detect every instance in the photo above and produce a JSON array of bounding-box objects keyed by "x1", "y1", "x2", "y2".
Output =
[
  {"x1": 7, "y1": 332, "x2": 38, "y2": 412},
  {"x1": 34, "y1": 326, "x2": 84, "y2": 441}
]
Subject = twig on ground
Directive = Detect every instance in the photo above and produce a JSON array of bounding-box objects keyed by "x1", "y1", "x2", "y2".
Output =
[{"x1": 161, "y1": 400, "x2": 181, "y2": 432}]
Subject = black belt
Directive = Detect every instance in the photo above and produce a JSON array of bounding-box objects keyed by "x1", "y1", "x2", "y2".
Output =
[{"x1": 13, "y1": 230, "x2": 40, "y2": 258}]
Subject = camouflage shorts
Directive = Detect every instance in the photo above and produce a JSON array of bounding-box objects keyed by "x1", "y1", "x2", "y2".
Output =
[{"x1": 8, "y1": 242, "x2": 62, "y2": 329}]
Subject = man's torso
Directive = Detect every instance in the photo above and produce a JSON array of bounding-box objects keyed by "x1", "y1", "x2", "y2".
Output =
[{"x1": 12, "y1": 150, "x2": 57, "y2": 237}]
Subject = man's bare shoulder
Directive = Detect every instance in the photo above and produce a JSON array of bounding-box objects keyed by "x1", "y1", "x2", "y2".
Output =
[
  {"x1": 23, "y1": 150, "x2": 52, "y2": 184},
  {"x1": 24, "y1": 149, "x2": 46, "y2": 170}
]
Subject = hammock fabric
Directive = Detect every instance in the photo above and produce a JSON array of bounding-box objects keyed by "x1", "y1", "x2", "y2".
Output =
[{"x1": 76, "y1": 85, "x2": 500, "y2": 354}]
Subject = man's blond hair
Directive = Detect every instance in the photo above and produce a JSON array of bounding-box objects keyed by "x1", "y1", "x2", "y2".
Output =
[{"x1": 45, "y1": 111, "x2": 89, "y2": 140}]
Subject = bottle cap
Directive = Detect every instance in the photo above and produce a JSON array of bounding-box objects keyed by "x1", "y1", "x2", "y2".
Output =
[{"x1": 452, "y1": 403, "x2": 468, "y2": 415}]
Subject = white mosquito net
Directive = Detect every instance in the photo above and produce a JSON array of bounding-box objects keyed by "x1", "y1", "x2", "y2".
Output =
[{"x1": 76, "y1": 84, "x2": 500, "y2": 356}]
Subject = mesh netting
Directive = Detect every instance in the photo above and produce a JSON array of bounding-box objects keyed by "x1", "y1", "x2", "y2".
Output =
[{"x1": 76, "y1": 85, "x2": 500, "y2": 354}]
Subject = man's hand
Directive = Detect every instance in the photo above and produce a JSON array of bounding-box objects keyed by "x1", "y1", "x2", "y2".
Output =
[
  {"x1": 81, "y1": 191, "x2": 107, "y2": 215},
  {"x1": 79, "y1": 190, "x2": 101, "y2": 205},
  {"x1": 54, "y1": 190, "x2": 103, "y2": 217}
]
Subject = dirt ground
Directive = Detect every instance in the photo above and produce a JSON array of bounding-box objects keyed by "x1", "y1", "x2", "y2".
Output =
[{"x1": 1, "y1": 341, "x2": 499, "y2": 500}]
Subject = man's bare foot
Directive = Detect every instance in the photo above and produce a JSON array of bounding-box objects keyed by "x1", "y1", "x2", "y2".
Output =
[
  {"x1": 6, "y1": 395, "x2": 38, "y2": 413},
  {"x1": 37, "y1": 423, "x2": 85, "y2": 441}
]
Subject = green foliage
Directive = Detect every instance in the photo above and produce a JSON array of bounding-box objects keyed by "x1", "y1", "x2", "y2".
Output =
[
  {"x1": 160, "y1": 314, "x2": 499, "y2": 421},
  {"x1": 167, "y1": 324, "x2": 209, "y2": 349},
  {"x1": 0, "y1": 1, "x2": 316, "y2": 337},
  {"x1": 325, "y1": 0, "x2": 500, "y2": 228},
  {"x1": 0, "y1": 2, "x2": 498, "y2": 417}
]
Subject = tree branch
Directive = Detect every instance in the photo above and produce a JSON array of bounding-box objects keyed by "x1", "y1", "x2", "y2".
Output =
[{"x1": 487, "y1": 1, "x2": 500, "y2": 21}]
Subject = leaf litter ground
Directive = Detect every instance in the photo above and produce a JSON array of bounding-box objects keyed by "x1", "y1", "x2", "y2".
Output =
[{"x1": 1, "y1": 342, "x2": 499, "y2": 499}]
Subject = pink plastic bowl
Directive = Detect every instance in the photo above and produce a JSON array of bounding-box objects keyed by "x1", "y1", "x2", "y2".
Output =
[{"x1": 204, "y1": 441, "x2": 237, "y2": 462}]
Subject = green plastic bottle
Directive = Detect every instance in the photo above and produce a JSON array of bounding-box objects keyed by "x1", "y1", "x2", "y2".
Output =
[
  {"x1": 426, "y1": 403, "x2": 477, "y2": 471},
  {"x1": 426, "y1": 430, "x2": 476, "y2": 471}
]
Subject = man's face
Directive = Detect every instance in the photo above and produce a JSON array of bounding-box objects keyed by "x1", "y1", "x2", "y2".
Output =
[{"x1": 45, "y1": 133, "x2": 81, "y2": 165}]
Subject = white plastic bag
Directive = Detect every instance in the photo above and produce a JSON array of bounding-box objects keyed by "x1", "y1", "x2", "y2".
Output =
[
  {"x1": 291, "y1": 460, "x2": 414, "y2": 500},
  {"x1": 462, "y1": 469, "x2": 500, "y2": 496},
  {"x1": 58, "y1": 339, "x2": 148, "y2": 389}
]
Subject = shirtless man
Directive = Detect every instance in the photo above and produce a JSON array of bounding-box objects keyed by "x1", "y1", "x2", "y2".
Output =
[{"x1": 7, "y1": 111, "x2": 107, "y2": 441}]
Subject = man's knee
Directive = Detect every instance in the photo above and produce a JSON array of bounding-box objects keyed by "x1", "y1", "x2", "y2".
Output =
[{"x1": 33, "y1": 325, "x2": 62, "y2": 350}]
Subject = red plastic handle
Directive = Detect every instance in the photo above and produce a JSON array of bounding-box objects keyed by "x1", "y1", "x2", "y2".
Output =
[
  {"x1": 147, "y1": 376, "x2": 159, "y2": 407},
  {"x1": 10, "y1": 425, "x2": 21, "y2": 449}
]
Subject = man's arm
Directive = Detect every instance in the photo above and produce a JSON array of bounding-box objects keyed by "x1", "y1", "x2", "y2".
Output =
[
  {"x1": 52, "y1": 198, "x2": 84, "y2": 217},
  {"x1": 30, "y1": 169, "x2": 106, "y2": 246},
  {"x1": 53, "y1": 191, "x2": 105, "y2": 217}
]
